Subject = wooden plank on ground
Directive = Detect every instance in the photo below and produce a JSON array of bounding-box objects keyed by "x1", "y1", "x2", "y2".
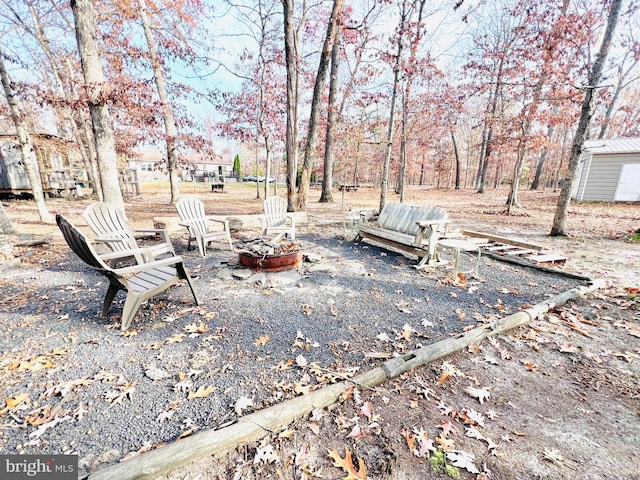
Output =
[
  {"x1": 527, "y1": 253, "x2": 568, "y2": 264},
  {"x1": 462, "y1": 230, "x2": 544, "y2": 251},
  {"x1": 503, "y1": 248, "x2": 539, "y2": 256}
]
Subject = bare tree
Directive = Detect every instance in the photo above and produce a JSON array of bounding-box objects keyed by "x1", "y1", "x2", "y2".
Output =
[
  {"x1": 137, "y1": 0, "x2": 180, "y2": 204},
  {"x1": 70, "y1": 0, "x2": 124, "y2": 210},
  {"x1": 282, "y1": 0, "x2": 299, "y2": 211},
  {"x1": 319, "y1": 24, "x2": 341, "y2": 204},
  {"x1": 0, "y1": 51, "x2": 52, "y2": 222},
  {"x1": 551, "y1": 0, "x2": 622, "y2": 236},
  {"x1": 379, "y1": 0, "x2": 408, "y2": 212},
  {"x1": 297, "y1": 0, "x2": 343, "y2": 210}
]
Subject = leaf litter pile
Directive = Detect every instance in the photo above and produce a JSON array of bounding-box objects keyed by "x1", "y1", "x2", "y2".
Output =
[{"x1": 1, "y1": 230, "x2": 638, "y2": 479}]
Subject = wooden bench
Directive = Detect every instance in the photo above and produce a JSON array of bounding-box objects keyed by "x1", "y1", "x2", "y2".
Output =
[
  {"x1": 339, "y1": 184, "x2": 358, "y2": 192},
  {"x1": 355, "y1": 202, "x2": 449, "y2": 268}
]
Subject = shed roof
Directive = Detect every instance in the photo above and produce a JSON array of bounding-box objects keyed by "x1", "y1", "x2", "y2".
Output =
[{"x1": 583, "y1": 138, "x2": 640, "y2": 154}]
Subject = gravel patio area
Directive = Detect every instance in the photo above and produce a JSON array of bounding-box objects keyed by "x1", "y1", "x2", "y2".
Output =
[{"x1": 0, "y1": 225, "x2": 586, "y2": 476}]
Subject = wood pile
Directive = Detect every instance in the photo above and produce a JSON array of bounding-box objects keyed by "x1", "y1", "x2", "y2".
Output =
[{"x1": 235, "y1": 234, "x2": 299, "y2": 258}]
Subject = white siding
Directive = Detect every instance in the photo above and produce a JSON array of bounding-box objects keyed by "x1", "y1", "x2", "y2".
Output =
[{"x1": 582, "y1": 153, "x2": 640, "y2": 201}]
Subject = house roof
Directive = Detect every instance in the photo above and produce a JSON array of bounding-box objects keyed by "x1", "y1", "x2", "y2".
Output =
[{"x1": 583, "y1": 138, "x2": 640, "y2": 154}]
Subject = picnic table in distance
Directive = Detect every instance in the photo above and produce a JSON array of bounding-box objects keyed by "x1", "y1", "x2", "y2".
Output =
[
  {"x1": 338, "y1": 184, "x2": 358, "y2": 192},
  {"x1": 210, "y1": 175, "x2": 225, "y2": 192}
]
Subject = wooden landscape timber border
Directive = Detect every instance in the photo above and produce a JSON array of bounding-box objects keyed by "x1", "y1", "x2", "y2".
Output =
[{"x1": 86, "y1": 278, "x2": 606, "y2": 480}]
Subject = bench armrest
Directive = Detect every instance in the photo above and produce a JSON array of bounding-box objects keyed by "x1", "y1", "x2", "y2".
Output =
[{"x1": 416, "y1": 219, "x2": 450, "y2": 229}]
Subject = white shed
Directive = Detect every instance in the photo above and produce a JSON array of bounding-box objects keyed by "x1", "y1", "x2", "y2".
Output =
[{"x1": 572, "y1": 138, "x2": 640, "y2": 202}]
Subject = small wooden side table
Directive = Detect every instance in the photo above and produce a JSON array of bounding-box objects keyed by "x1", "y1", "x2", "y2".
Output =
[{"x1": 437, "y1": 238, "x2": 482, "y2": 276}]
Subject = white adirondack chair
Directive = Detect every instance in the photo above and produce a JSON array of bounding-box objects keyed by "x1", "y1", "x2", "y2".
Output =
[
  {"x1": 57, "y1": 214, "x2": 199, "y2": 331},
  {"x1": 175, "y1": 197, "x2": 233, "y2": 257},
  {"x1": 261, "y1": 196, "x2": 296, "y2": 240},
  {"x1": 83, "y1": 202, "x2": 175, "y2": 264}
]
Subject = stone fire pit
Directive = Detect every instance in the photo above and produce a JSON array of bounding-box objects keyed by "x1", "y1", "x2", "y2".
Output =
[{"x1": 237, "y1": 236, "x2": 302, "y2": 272}]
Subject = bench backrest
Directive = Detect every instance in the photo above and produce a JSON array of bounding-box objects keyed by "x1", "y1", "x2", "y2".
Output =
[{"x1": 377, "y1": 202, "x2": 447, "y2": 235}]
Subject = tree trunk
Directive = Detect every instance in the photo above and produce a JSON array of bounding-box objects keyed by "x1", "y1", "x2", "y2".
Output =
[
  {"x1": 551, "y1": 0, "x2": 622, "y2": 236},
  {"x1": 452, "y1": 130, "x2": 461, "y2": 189},
  {"x1": 319, "y1": 26, "x2": 341, "y2": 204},
  {"x1": 66, "y1": 58, "x2": 102, "y2": 201},
  {"x1": 27, "y1": 5, "x2": 102, "y2": 201},
  {"x1": 138, "y1": 0, "x2": 180, "y2": 204},
  {"x1": 297, "y1": 0, "x2": 342, "y2": 210},
  {"x1": 380, "y1": 1, "x2": 407, "y2": 212},
  {"x1": 70, "y1": 0, "x2": 124, "y2": 211},
  {"x1": 506, "y1": 0, "x2": 569, "y2": 211},
  {"x1": 531, "y1": 123, "x2": 555, "y2": 190},
  {"x1": 0, "y1": 53, "x2": 52, "y2": 223},
  {"x1": 398, "y1": 90, "x2": 408, "y2": 202},
  {"x1": 478, "y1": 128, "x2": 492, "y2": 193},
  {"x1": 282, "y1": 0, "x2": 299, "y2": 212}
]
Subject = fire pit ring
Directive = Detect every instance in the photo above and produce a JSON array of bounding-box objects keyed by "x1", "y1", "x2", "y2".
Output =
[{"x1": 239, "y1": 249, "x2": 303, "y2": 272}]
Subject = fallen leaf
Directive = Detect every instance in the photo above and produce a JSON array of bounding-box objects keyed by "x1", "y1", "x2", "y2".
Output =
[
  {"x1": 327, "y1": 448, "x2": 367, "y2": 480},
  {"x1": 254, "y1": 439, "x2": 279, "y2": 464},
  {"x1": 28, "y1": 415, "x2": 72, "y2": 440},
  {"x1": 464, "y1": 386, "x2": 491, "y2": 404},
  {"x1": 156, "y1": 410, "x2": 176, "y2": 423},
  {"x1": 279, "y1": 428, "x2": 295, "y2": 439},
  {"x1": 435, "y1": 432, "x2": 455, "y2": 450},
  {"x1": 166, "y1": 333, "x2": 186, "y2": 344},
  {"x1": 187, "y1": 385, "x2": 215, "y2": 399},
  {"x1": 438, "y1": 372, "x2": 451, "y2": 384},
  {"x1": 360, "y1": 402, "x2": 372, "y2": 421},
  {"x1": 446, "y1": 450, "x2": 480, "y2": 474},
  {"x1": 346, "y1": 423, "x2": 364, "y2": 439},
  {"x1": 254, "y1": 335, "x2": 270, "y2": 346},
  {"x1": 339, "y1": 386, "x2": 355, "y2": 403},
  {"x1": 234, "y1": 395, "x2": 254, "y2": 416},
  {"x1": 273, "y1": 359, "x2": 294, "y2": 371},
  {"x1": 543, "y1": 447, "x2": 565, "y2": 466},
  {"x1": 185, "y1": 322, "x2": 209, "y2": 334},
  {"x1": 439, "y1": 420, "x2": 457, "y2": 437},
  {"x1": 0, "y1": 393, "x2": 30, "y2": 415},
  {"x1": 308, "y1": 421, "x2": 320, "y2": 435}
]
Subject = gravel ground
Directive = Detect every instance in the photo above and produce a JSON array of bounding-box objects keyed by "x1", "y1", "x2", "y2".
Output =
[{"x1": 0, "y1": 226, "x2": 585, "y2": 476}]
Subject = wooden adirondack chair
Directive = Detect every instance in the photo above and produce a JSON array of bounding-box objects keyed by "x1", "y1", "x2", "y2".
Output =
[
  {"x1": 261, "y1": 196, "x2": 296, "y2": 240},
  {"x1": 175, "y1": 197, "x2": 233, "y2": 257},
  {"x1": 56, "y1": 214, "x2": 199, "y2": 331},
  {"x1": 83, "y1": 202, "x2": 174, "y2": 263}
]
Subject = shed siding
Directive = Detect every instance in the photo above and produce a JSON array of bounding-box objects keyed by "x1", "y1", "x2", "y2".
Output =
[
  {"x1": 574, "y1": 154, "x2": 592, "y2": 200},
  {"x1": 582, "y1": 153, "x2": 640, "y2": 201}
]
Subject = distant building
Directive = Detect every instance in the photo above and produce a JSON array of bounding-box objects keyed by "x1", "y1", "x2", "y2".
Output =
[
  {"x1": 0, "y1": 132, "x2": 89, "y2": 197},
  {"x1": 572, "y1": 138, "x2": 640, "y2": 202},
  {"x1": 129, "y1": 150, "x2": 234, "y2": 182}
]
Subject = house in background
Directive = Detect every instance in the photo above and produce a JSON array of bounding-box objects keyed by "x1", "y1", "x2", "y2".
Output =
[
  {"x1": 0, "y1": 132, "x2": 89, "y2": 197},
  {"x1": 129, "y1": 150, "x2": 234, "y2": 182},
  {"x1": 572, "y1": 138, "x2": 640, "y2": 202}
]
